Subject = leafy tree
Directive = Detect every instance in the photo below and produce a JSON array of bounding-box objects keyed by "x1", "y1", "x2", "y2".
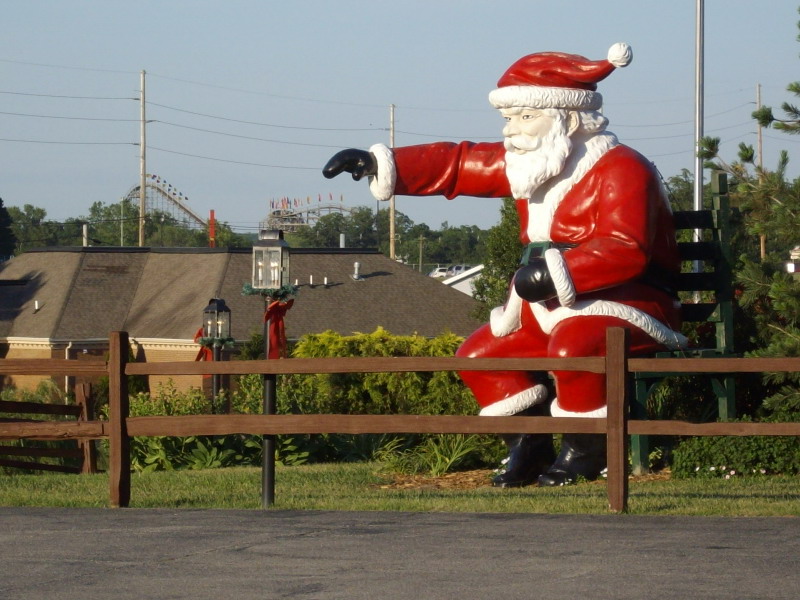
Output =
[
  {"x1": 471, "y1": 198, "x2": 522, "y2": 321},
  {"x1": 0, "y1": 198, "x2": 17, "y2": 259},
  {"x1": 7, "y1": 204, "x2": 62, "y2": 252}
]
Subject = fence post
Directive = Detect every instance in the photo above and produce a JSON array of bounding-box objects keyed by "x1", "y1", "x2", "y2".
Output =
[
  {"x1": 605, "y1": 327, "x2": 629, "y2": 513},
  {"x1": 108, "y1": 331, "x2": 130, "y2": 508}
]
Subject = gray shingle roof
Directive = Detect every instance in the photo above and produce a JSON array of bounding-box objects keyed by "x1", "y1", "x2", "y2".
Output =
[{"x1": 0, "y1": 247, "x2": 483, "y2": 342}]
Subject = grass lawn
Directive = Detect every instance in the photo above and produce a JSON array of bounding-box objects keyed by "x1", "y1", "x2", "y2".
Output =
[{"x1": 1, "y1": 463, "x2": 798, "y2": 516}]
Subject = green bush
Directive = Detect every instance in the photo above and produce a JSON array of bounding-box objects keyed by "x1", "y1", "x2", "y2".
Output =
[{"x1": 672, "y1": 414, "x2": 800, "y2": 478}]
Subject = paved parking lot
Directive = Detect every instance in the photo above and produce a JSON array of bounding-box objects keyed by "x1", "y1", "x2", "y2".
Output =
[{"x1": 1, "y1": 507, "x2": 798, "y2": 599}]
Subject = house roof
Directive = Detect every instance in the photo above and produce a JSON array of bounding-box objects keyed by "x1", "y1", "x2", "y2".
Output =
[{"x1": 0, "y1": 247, "x2": 482, "y2": 342}]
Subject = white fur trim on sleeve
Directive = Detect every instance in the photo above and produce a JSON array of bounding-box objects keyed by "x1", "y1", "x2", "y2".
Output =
[
  {"x1": 544, "y1": 248, "x2": 576, "y2": 307},
  {"x1": 479, "y1": 384, "x2": 549, "y2": 416},
  {"x1": 367, "y1": 143, "x2": 396, "y2": 201},
  {"x1": 489, "y1": 285, "x2": 524, "y2": 337},
  {"x1": 550, "y1": 397, "x2": 607, "y2": 419}
]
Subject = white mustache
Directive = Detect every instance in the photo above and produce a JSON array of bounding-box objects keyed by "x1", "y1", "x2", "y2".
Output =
[{"x1": 504, "y1": 134, "x2": 542, "y2": 153}]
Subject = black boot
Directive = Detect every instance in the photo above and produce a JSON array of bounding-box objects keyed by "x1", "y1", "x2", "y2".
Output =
[
  {"x1": 537, "y1": 434, "x2": 607, "y2": 487},
  {"x1": 493, "y1": 432, "x2": 555, "y2": 487}
]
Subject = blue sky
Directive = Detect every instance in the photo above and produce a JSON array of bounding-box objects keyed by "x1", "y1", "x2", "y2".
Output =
[{"x1": 2, "y1": 1, "x2": 800, "y2": 235}]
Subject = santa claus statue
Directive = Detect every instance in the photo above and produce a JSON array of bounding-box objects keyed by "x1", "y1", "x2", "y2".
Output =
[{"x1": 323, "y1": 43, "x2": 687, "y2": 487}]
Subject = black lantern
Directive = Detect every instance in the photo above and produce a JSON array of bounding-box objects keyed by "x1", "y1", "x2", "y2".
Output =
[
  {"x1": 202, "y1": 297, "x2": 232, "y2": 341},
  {"x1": 252, "y1": 229, "x2": 290, "y2": 290}
]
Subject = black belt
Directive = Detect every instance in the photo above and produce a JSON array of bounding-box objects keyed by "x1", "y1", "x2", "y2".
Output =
[
  {"x1": 520, "y1": 242, "x2": 577, "y2": 265},
  {"x1": 520, "y1": 242, "x2": 678, "y2": 299}
]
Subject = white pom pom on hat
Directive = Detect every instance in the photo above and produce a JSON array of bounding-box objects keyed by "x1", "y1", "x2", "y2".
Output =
[{"x1": 607, "y1": 42, "x2": 633, "y2": 68}]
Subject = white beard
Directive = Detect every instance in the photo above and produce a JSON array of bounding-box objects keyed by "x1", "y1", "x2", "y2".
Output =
[{"x1": 504, "y1": 129, "x2": 573, "y2": 200}]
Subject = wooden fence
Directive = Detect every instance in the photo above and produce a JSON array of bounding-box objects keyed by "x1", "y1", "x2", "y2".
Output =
[{"x1": 1, "y1": 327, "x2": 799, "y2": 512}]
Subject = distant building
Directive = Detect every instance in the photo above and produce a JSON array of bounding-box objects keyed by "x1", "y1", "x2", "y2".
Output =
[
  {"x1": 443, "y1": 264, "x2": 484, "y2": 297},
  {"x1": 0, "y1": 247, "x2": 482, "y2": 392}
]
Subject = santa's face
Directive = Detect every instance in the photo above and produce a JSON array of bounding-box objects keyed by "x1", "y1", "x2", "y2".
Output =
[
  {"x1": 501, "y1": 107, "x2": 574, "y2": 199},
  {"x1": 501, "y1": 108, "x2": 556, "y2": 154}
]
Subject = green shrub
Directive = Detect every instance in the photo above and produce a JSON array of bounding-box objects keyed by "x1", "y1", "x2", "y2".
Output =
[{"x1": 672, "y1": 414, "x2": 800, "y2": 478}]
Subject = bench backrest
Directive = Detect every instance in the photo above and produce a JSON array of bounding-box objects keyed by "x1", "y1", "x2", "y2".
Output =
[{"x1": 670, "y1": 171, "x2": 735, "y2": 355}]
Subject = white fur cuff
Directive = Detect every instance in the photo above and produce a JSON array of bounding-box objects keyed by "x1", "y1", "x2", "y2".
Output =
[
  {"x1": 550, "y1": 397, "x2": 607, "y2": 419},
  {"x1": 479, "y1": 384, "x2": 549, "y2": 416},
  {"x1": 489, "y1": 286, "x2": 524, "y2": 337},
  {"x1": 544, "y1": 248, "x2": 575, "y2": 307},
  {"x1": 367, "y1": 143, "x2": 396, "y2": 201}
]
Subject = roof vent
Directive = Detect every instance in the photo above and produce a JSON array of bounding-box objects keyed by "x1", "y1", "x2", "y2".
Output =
[{"x1": 351, "y1": 262, "x2": 362, "y2": 281}]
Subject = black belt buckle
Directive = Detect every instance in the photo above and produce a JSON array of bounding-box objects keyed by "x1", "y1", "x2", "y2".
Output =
[{"x1": 520, "y1": 242, "x2": 576, "y2": 265}]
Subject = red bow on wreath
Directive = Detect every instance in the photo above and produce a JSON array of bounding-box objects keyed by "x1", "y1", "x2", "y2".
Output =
[
  {"x1": 193, "y1": 327, "x2": 213, "y2": 362},
  {"x1": 264, "y1": 299, "x2": 294, "y2": 359}
]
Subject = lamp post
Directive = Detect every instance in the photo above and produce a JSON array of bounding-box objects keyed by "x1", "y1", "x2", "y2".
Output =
[
  {"x1": 250, "y1": 229, "x2": 290, "y2": 508},
  {"x1": 202, "y1": 298, "x2": 232, "y2": 412}
]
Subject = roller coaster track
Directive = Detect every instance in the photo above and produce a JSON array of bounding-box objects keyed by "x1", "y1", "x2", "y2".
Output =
[{"x1": 124, "y1": 175, "x2": 205, "y2": 228}]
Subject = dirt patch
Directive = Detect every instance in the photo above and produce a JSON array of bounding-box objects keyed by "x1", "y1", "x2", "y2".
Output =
[{"x1": 377, "y1": 468, "x2": 672, "y2": 490}]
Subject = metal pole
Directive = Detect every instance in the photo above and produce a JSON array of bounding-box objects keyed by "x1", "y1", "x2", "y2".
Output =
[
  {"x1": 693, "y1": 0, "x2": 704, "y2": 215},
  {"x1": 262, "y1": 299, "x2": 276, "y2": 508},
  {"x1": 389, "y1": 103, "x2": 396, "y2": 260},
  {"x1": 211, "y1": 344, "x2": 220, "y2": 413},
  {"x1": 693, "y1": 0, "x2": 705, "y2": 293},
  {"x1": 138, "y1": 70, "x2": 147, "y2": 247}
]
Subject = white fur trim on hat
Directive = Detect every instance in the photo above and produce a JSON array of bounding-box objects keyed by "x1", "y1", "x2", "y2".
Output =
[
  {"x1": 479, "y1": 384, "x2": 549, "y2": 416},
  {"x1": 544, "y1": 248, "x2": 575, "y2": 307},
  {"x1": 367, "y1": 143, "x2": 396, "y2": 201},
  {"x1": 607, "y1": 42, "x2": 632, "y2": 68},
  {"x1": 550, "y1": 397, "x2": 607, "y2": 419},
  {"x1": 489, "y1": 86, "x2": 602, "y2": 110}
]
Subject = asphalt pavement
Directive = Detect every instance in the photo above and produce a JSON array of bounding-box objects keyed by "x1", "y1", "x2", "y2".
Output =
[{"x1": 1, "y1": 507, "x2": 798, "y2": 599}]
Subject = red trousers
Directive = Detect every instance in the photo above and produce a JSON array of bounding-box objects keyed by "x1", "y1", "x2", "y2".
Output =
[{"x1": 456, "y1": 302, "x2": 666, "y2": 414}]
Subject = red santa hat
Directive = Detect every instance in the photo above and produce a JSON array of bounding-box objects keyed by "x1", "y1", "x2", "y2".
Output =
[{"x1": 488, "y1": 43, "x2": 632, "y2": 110}]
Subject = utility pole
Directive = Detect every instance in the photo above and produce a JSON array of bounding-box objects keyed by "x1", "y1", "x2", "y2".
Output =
[
  {"x1": 389, "y1": 103, "x2": 396, "y2": 260},
  {"x1": 418, "y1": 235, "x2": 424, "y2": 272},
  {"x1": 138, "y1": 70, "x2": 147, "y2": 247},
  {"x1": 756, "y1": 83, "x2": 764, "y2": 170},
  {"x1": 756, "y1": 83, "x2": 766, "y2": 260},
  {"x1": 120, "y1": 199, "x2": 124, "y2": 246}
]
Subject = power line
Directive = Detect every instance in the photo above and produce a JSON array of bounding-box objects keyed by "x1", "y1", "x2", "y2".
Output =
[
  {"x1": 149, "y1": 145, "x2": 318, "y2": 170},
  {"x1": 0, "y1": 137, "x2": 133, "y2": 145},
  {"x1": 153, "y1": 120, "x2": 351, "y2": 148},
  {"x1": 147, "y1": 101, "x2": 383, "y2": 131},
  {"x1": 0, "y1": 90, "x2": 136, "y2": 100},
  {"x1": 0, "y1": 58, "x2": 136, "y2": 74},
  {"x1": 0, "y1": 109, "x2": 138, "y2": 122}
]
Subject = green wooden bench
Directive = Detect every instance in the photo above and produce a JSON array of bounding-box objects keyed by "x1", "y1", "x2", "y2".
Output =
[{"x1": 630, "y1": 170, "x2": 737, "y2": 474}]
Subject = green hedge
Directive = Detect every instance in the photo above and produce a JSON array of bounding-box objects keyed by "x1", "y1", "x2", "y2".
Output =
[{"x1": 671, "y1": 413, "x2": 800, "y2": 478}]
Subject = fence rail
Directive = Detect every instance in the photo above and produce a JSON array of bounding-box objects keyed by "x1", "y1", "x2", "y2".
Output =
[{"x1": 1, "y1": 328, "x2": 799, "y2": 512}]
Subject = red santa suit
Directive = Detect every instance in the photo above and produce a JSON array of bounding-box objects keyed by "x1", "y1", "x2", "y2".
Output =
[{"x1": 366, "y1": 133, "x2": 686, "y2": 418}]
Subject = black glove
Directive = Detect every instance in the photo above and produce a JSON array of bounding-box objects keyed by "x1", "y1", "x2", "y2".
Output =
[
  {"x1": 322, "y1": 149, "x2": 378, "y2": 181},
  {"x1": 514, "y1": 258, "x2": 557, "y2": 302}
]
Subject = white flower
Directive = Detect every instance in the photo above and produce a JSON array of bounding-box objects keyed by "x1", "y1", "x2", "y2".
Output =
[
  {"x1": 725, "y1": 474, "x2": 731, "y2": 480},
  {"x1": 730, "y1": 470, "x2": 736, "y2": 476},
  {"x1": 709, "y1": 466, "x2": 716, "y2": 471}
]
